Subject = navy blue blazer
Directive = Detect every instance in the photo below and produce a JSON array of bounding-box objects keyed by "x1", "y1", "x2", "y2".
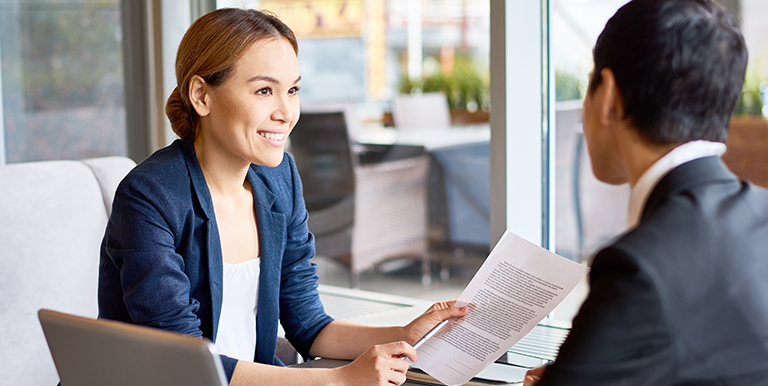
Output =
[
  {"x1": 539, "y1": 157, "x2": 768, "y2": 385},
  {"x1": 98, "y1": 139, "x2": 333, "y2": 381}
]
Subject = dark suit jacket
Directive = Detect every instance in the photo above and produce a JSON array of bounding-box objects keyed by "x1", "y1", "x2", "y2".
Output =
[
  {"x1": 98, "y1": 139, "x2": 333, "y2": 381},
  {"x1": 539, "y1": 156, "x2": 768, "y2": 385}
]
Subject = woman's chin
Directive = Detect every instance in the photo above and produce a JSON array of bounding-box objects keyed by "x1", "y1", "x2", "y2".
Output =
[{"x1": 252, "y1": 153, "x2": 284, "y2": 168}]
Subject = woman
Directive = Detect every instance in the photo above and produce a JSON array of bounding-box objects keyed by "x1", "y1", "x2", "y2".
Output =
[{"x1": 97, "y1": 8, "x2": 466, "y2": 386}]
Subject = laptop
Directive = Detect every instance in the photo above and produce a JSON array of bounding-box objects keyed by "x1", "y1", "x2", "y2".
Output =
[{"x1": 38, "y1": 309, "x2": 228, "y2": 386}]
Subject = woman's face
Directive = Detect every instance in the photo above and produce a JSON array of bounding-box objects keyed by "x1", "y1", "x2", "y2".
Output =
[{"x1": 199, "y1": 37, "x2": 301, "y2": 168}]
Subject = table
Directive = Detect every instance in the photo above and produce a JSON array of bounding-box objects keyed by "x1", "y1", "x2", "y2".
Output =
[
  {"x1": 355, "y1": 124, "x2": 492, "y2": 248},
  {"x1": 317, "y1": 284, "x2": 434, "y2": 326},
  {"x1": 353, "y1": 124, "x2": 490, "y2": 151},
  {"x1": 298, "y1": 285, "x2": 570, "y2": 385},
  {"x1": 294, "y1": 358, "x2": 522, "y2": 385}
]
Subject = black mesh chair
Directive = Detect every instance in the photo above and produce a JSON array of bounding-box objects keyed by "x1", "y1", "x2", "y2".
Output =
[{"x1": 288, "y1": 105, "x2": 431, "y2": 288}]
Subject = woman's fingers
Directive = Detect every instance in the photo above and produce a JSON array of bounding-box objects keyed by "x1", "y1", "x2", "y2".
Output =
[
  {"x1": 387, "y1": 340, "x2": 418, "y2": 363},
  {"x1": 433, "y1": 303, "x2": 468, "y2": 319},
  {"x1": 427, "y1": 300, "x2": 468, "y2": 320},
  {"x1": 427, "y1": 300, "x2": 456, "y2": 311},
  {"x1": 337, "y1": 342, "x2": 416, "y2": 386},
  {"x1": 405, "y1": 300, "x2": 468, "y2": 343}
]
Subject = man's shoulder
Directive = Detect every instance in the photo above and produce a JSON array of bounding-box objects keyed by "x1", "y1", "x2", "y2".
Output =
[{"x1": 602, "y1": 176, "x2": 768, "y2": 283}]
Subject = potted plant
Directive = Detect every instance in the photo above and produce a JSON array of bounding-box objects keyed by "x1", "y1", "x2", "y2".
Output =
[
  {"x1": 395, "y1": 55, "x2": 490, "y2": 125},
  {"x1": 723, "y1": 69, "x2": 768, "y2": 187}
]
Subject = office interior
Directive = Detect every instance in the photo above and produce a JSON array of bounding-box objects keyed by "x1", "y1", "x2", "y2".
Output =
[{"x1": 2, "y1": 0, "x2": 768, "y2": 383}]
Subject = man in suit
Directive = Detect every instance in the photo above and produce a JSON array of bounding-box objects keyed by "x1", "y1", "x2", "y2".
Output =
[{"x1": 525, "y1": 0, "x2": 768, "y2": 384}]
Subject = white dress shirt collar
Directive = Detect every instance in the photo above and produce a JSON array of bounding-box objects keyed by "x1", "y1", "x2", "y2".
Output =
[{"x1": 626, "y1": 140, "x2": 726, "y2": 230}]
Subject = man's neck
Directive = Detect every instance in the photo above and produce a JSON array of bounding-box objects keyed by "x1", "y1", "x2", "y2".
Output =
[
  {"x1": 614, "y1": 126, "x2": 679, "y2": 188},
  {"x1": 624, "y1": 140, "x2": 727, "y2": 229}
]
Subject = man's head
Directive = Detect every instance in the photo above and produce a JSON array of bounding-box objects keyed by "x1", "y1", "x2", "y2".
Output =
[{"x1": 588, "y1": 0, "x2": 747, "y2": 145}]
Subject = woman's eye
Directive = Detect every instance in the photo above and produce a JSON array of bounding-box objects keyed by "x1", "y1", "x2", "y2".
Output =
[
  {"x1": 289, "y1": 86, "x2": 301, "y2": 95},
  {"x1": 256, "y1": 87, "x2": 272, "y2": 96}
]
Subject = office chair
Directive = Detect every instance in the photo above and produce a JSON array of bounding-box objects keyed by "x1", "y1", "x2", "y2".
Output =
[{"x1": 288, "y1": 104, "x2": 431, "y2": 288}]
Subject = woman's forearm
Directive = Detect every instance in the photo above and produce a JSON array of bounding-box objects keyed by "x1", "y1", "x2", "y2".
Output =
[
  {"x1": 309, "y1": 320, "x2": 410, "y2": 359},
  {"x1": 229, "y1": 360, "x2": 338, "y2": 386},
  {"x1": 309, "y1": 301, "x2": 468, "y2": 360},
  {"x1": 230, "y1": 341, "x2": 415, "y2": 386}
]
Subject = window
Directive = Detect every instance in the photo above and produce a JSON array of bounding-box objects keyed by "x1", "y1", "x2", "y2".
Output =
[
  {"x1": 550, "y1": 0, "x2": 628, "y2": 263},
  {"x1": 550, "y1": 0, "x2": 768, "y2": 263},
  {"x1": 215, "y1": 0, "x2": 494, "y2": 293},
  {"x1": 0, "y1": 0, "x2": 126, "y2": 164}
]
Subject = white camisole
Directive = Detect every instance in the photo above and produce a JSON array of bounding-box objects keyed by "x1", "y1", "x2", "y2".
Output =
[{"x1": 215, "y1": 257, "x2": 260, "y2": 361}]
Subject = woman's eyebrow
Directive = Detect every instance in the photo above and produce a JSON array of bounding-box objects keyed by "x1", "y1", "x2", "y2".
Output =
[
  {"x1": 247, "y1": 75, "x2": 278, "y2": 83},
  {"x1": 247, "y1": 75, "x2": 302, "y2": 85}
]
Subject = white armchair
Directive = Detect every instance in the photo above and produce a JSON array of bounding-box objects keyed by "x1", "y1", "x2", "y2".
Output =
[{"x1": 0, "y1": 156, "x2": 136, "y2": 385}]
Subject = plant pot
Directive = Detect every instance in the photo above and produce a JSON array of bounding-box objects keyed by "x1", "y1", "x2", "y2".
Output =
[
  {"x1": 381, "y1": 109, "x2": 489, "y2": 128},
  {"x1": 723, "y1": 116, "x2": 768, "y2": 188},
  {"x1": 449, "y1": 109, "x2": 489, "y2": 125}
]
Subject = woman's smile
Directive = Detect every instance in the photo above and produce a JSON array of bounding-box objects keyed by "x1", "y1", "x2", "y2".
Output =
[{"x1": 257, "y1": 130, "x2": 288, "y2": 144}]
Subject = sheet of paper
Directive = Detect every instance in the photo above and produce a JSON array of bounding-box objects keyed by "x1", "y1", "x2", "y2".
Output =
[{"x1": 412, "y1": 230, "x2": 590, "y2": 386}]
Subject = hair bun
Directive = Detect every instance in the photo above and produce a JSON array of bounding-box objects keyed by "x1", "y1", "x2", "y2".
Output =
[{"x1": 165, "y1": 87, "x2": 194, "y2": 140}]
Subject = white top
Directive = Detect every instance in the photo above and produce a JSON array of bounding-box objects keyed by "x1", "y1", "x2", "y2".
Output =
[
  {"x1": 626, "y1": 140, "x2": 726, "y2": 230},
  {"x1": 216, "y1": 257, "x2": 260, "y2": 361}
]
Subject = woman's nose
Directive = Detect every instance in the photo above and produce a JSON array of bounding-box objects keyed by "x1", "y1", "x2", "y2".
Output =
[{"x1": 272, "y1": 96, "x2": 295, "y2": 123}]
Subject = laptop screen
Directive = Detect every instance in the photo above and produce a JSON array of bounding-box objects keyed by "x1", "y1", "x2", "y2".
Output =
[{"x1": 38, "y1": 309, "x2": 228, "y2": 386}]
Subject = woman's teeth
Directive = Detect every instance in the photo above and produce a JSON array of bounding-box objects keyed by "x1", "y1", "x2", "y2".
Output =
[{"x1": 259, "y1": 132, "x2": 285, "y2": 141}]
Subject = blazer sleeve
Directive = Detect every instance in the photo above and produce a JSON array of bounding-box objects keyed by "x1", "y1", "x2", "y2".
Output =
[
  {"x1": 276, "y1": 156, "x2": 334, "y2": 359},
  {"x1": 537, "y1": 246, "x2": 675, "y2": 386},
  {"x1": 101, "y1": 170, "x2": 204, "y2": 337}
]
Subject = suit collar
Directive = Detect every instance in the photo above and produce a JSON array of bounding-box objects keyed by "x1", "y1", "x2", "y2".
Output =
[
  {"x1": 627, "y1": 141, "x2": 726, "y2": 229},
  {"x1": 641, "y1": 156, "x2": 737, "y2": 222}
]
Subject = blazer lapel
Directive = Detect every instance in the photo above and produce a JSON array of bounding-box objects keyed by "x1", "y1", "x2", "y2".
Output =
[
  {"x1": 247, "y1": 167, "x2": 285, "y2": 364},
  {"x1": 182, "y1": 140, "x2": 223, "y2": 340},
  {"x1": 641, "y1": 156, "x2": 738, "y2": 223}
]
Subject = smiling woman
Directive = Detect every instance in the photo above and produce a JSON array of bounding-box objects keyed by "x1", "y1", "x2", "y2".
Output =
[
  {"x1": 97, "y1": 7, "x2": 466, "y2": 386},
  {"x1": 190, "y1": 38, "x2": 301, "y2": 170}
]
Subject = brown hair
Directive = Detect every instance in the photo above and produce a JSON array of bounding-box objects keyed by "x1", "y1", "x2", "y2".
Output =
[{"x1": 165, "y1": 8, "x2": 298, "y2": 140}]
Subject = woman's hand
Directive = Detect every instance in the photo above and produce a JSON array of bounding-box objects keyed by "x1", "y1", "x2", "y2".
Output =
[
  {"x1": 523, "y1": 365, "x2": 547, "y2": 386},
  {"x1": 403, "y1": 300, "x2": 468, "y2": 344},
  {"x1": 333, "y1": 341, "x2": 416, "y2": 386}
]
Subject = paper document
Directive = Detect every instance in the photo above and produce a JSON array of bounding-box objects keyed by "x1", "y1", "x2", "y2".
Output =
[{"x1": 412, "y1": 230, "x2": 589, "y2": 386}]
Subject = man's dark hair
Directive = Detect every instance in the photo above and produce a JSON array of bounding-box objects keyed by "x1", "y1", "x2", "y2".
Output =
[{"x1": 589, "y1": 0, "x2": 748, "y2": 144}]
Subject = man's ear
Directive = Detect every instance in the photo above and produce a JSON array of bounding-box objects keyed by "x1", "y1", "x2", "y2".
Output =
[
  {"x1": 188, "y1": 75, "x2": 211, "y2": 117},
  {"x1": 597, "y1": 68, "x2": 625, "y2": 127}
]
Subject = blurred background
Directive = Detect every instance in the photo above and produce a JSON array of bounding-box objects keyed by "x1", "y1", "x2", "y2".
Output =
[{"x1": 2, "y1": 0, "x2": 767, "y2": 310}]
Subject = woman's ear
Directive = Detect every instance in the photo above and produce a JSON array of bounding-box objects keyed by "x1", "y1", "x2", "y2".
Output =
[{"x1": 188, "y1": 75, "x2": 211, "y2": 117}]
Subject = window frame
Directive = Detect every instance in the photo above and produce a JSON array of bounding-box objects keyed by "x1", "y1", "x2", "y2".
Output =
[{"x1": 489, "y1": 0, "x2": 553, "y2": 249}]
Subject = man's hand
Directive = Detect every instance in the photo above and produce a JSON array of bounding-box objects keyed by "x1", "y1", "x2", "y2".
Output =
[{"x1": 524, "y1": 365, "x2": 546, "y2": 386}]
